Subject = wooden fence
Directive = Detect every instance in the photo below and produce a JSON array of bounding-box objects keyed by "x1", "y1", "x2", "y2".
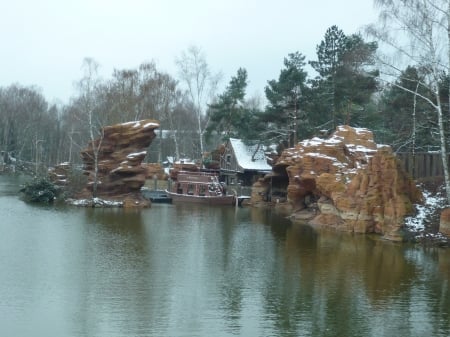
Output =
[{"x1": 396, "y1": 152, "x2": 449, "y2": 179}]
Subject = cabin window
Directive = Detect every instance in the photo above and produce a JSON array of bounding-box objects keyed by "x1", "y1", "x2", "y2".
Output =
[
  {"x1": 177, "y1": 183, "x2": 183, "y2": 194},
  {"x1": 226, "y1": 154, "x2": 231, "y2": 166},
  {"x1": 187, "y1": 184, "x2": 195, "y2": 195}
]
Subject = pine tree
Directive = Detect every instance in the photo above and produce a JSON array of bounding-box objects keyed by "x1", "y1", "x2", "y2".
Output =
[
  {"x1": 206, "y1": 68, "x2": 249, "y2": 141},
  {"x1": 264, "y1": 52, "x2": 308, "y2": 146},
  {"x1": 310, "y1": 26, "x2": 378, "y2": 129}
]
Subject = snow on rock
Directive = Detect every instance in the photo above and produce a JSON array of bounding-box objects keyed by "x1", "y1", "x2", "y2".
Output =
[
  {"x1": 127, "y1": 151, "x2": 147, "y2": 159},
  {"x1": 439, "y1": 206, "x2": 450, "y2": 237},
  {"x1": 77, "y1": 119, "x2": 159, "y2": 207},
  {"x1": 48, "y1": 163, "x2": 70, "y2": 186},
  {"x1": 271, "y1": 125, "x2": 422, "y2": 241},
  {"x1": 144, "y1": 122, "x2": 159, "y2": 128}
]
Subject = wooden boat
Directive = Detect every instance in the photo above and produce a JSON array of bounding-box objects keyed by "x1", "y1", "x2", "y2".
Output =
[{"x1": 166, "y1": 170, "x2": 235, "y2": 205}]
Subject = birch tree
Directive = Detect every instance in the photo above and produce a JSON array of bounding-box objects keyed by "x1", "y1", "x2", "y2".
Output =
[
  {"x1": 175, "y1": 45, "x2": 221, "y2": 157},
  {"x1": 76, "y1": 57, "x2": 102, "y2": 198},
  {"x1": 377, "y1": 66, "x2": 435, "y2": 152},
  {"x1": 366, "y1": 0, "x2": 450, "y2": 204}
]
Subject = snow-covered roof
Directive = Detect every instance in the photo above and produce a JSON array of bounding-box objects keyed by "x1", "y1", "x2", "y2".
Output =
[{"x1": 228, "y1": 138, "x2": 272, "y2": 171}]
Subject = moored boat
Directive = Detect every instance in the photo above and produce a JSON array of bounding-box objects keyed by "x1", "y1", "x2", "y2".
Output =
[{"x1": 166, "y1": 170, "x2": 235, "y2": 205}]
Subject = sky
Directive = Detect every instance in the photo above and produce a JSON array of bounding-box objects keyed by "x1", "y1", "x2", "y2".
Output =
[{"x1": 0, "y1": 0, "x2": 379, "y2": 104}]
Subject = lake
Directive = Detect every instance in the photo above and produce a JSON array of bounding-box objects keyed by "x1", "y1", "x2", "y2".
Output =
[{"x1": 1, "y1": 175, "x2": 449, "y2": 337}]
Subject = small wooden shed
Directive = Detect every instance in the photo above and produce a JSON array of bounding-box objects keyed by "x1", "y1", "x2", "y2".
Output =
[{"x1": 219, "y1": 138, "x2": 272, "y2": 186}]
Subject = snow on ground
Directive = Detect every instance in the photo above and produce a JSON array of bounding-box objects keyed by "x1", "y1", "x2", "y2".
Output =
[
  {"x1": 405, "y1": 187, "x2": 445, "y2": 232},
  {"x1": 67, "y1": 198, "x2": 123, "y2": 207}
]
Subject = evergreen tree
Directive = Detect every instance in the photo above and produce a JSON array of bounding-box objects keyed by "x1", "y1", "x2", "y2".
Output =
[
  {"x1": 309, "y1": 25, "x2": 379, "y2": 129},
  {"x1": 264, "y1": 52, "x2": 309, "y2": 146},
  {"x1": 205, "y1": 68, "x2": 249, "y2": 141},
  {"x1": 338, "y1": 34, "x2": 379, "y2": 125},
  {"x1": 309, "y1": 25, "x2": 347, "y2": 129}
]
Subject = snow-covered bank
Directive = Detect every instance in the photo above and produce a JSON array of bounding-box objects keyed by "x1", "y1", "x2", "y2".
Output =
[
  {"x1": 67, "y1": 197, "x2": 123, "y2": 207},
  {"x1": 405, "y1": 184, "x2": 449, "y2": 246}
]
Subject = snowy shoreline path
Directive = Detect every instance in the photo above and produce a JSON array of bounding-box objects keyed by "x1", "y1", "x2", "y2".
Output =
[
  {"x1": 405, "y1": 186, "x2": 449, "y2": 245},
  {"x1": 405, "y1": 188, "x2": 445, "y2": 232}
]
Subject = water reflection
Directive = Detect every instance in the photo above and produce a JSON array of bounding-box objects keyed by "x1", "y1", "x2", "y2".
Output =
[
  {"x1": 1, "y1": 174, "x2": 450, "y2": 337},
  {"x1": 264, "y1": 224, "x2": 450, "y2": 337}
]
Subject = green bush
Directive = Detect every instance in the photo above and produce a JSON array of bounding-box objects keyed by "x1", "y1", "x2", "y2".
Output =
[{"x1": 20, "y1": 178, "x2": 59, "y2": 203}]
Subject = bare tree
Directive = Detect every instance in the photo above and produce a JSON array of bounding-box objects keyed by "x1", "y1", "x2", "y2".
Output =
[
  {"x1": 110, "y1": 68, "x2": 140, "y2": 122},
  {"x1": 366, "y1": 0, "x2": 450, "y2": 204},
  {"x1": 0, "y1": 85, "x2": 49, "y2": 170},
  {"x1": 175, "y1": 45, "x2": 221, "y2": 157},
  {"x1": 76, "y1": 57, "x2": 102, "y2": 198},
  {"x1": 152, "y1": 72, "x2": 179, "y2": 161}
]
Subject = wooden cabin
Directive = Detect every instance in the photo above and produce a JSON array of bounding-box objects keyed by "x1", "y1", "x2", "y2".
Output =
[{"x1": 219, "y1": 138, "x2": 272, "y2": 186}]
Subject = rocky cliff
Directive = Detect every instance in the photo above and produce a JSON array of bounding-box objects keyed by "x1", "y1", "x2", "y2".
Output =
[
  {"x1": 440, "y1": 208, "x2": 450, "y2": 236},
  {"x1": 48, "y1": 162, "x2": 70, "y2": 187},
  {"x1": 78, "y1": 119, "x2": 159, "y2": 207},
  {"x1": 272, "y1": 125, "x2": 422, "y2": 240}
]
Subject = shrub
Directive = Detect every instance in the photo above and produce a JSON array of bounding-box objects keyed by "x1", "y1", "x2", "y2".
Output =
[{"x1": 20, "y1": 178, "x2": 59, "y2": 203}]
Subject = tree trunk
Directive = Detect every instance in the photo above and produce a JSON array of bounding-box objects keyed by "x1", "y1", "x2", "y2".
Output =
[
  {"x1": 197, "y1": 106, "x2": 204, "y2": 155},
  {"x1": 446, "y1": 0, "x2": 450, "y2": 204},
  {"x1": 436, "y1": 95, "x2": 450, "y2": 204},
  {"x1": 89, "y1": 113, "x2": 99, "y2": 199},
  {"x1": 251, "y1": 142, "x2": 262, "y2": 162},
  {"x1": 412, "y1": 82, "x2": 419, "y2": 178}
]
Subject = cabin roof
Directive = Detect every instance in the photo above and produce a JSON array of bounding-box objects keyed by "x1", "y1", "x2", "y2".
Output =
[{"x1": 228, "y1": 138, "x2": 272, "y2": 171}]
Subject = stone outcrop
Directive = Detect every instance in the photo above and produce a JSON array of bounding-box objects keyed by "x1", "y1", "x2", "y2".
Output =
[
  {"x1": 440, "y1": 208, "x2": 450, "y2": 236},
  {"x1": 272, "y1": 125, "x2": 422, "y2": 240},
  {"x1": 78, "y1": 119, "x2": 159, "y2": 207},
  {"x1": 48, "y1": 162, "x2": 70, "y2": 186}
]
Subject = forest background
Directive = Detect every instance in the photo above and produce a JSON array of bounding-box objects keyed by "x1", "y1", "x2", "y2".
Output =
[{"x1": 1, "y1": 1, "x2": 450, "y2": 201}]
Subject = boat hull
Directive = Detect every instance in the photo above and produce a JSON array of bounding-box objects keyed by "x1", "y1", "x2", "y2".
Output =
[
  {"x1": 141, "y1": 189, "x2": 172, "y2": 203},
  {"x1": 165, "y1": 190, "x2": 235, "y2": 205}
]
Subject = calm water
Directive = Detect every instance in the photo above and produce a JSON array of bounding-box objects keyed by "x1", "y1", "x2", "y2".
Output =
[{"x1": 1, "y1": 175, "x2": 450, "y2": 337}]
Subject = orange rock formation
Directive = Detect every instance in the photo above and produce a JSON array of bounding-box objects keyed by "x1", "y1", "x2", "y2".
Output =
[
  {"x1": 273, "y1": 125, "x2": 422, "y2": 240},
  {"x1": 78, "y1": 119, "x2": 159, "y2": 207},
  {"x1": 440, "y1": 208, "x2": 450, "y2": 236}
]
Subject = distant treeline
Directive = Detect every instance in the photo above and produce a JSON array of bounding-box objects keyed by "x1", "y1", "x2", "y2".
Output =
[{"x1": 0, "y1": 25, "x2": 448, "y2": 174}]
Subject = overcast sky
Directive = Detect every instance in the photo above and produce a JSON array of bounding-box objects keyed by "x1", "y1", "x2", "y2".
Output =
[{"x1": 0, "y1": 0, "x2": 378, "y2": 104}]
